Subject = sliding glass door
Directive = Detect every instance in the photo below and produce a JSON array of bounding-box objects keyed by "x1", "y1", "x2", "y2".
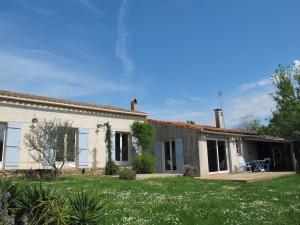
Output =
[
  {"x1": 207, "y1": 140, "x2": 228, "y2": 173},
  {"x1": 164, "y1": 140, "x2": 177, "y2": 172}
]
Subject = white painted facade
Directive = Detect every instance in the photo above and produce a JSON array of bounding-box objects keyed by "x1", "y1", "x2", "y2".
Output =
[{"x1": 0, "y1": 96, "x2": 146, "y2": 170}]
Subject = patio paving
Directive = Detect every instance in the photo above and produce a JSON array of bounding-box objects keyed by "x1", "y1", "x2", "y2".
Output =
[
  {"x1": 136, "y1": 173, "x2": 182, "y2": 180},
  {"x1": 200, "y1": 172, "x2": 296, "y2": 183}
]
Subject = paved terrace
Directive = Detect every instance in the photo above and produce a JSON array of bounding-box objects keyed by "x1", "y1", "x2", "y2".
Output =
[{"x1": 200, "y1": 172, "x2": 296, "y2": 183}]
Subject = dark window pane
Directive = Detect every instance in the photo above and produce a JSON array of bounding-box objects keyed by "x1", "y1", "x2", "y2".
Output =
[
  {"x1": 164, "y1": 142, "x2": 171, "y2": 170},
  {"x1": 0, "y1": 124, "x2": 5, "y2": 162},
  {"x1": 122, "y1": 133, "x2": 129, "y2": 161},
  {"x1": 66, "y1": 129, "x2": 76, "y2": 162},
  {"x1": 207, "y1": 140, "x2": 218, "y2": 172},
  {"x1": 115, "y1": 133, "x2": 120, "y2": 161},
  {"x1": 171, "y1": 141, "x2": 177, "y2": 170},
  {"x1": 236, "y1": 138, "x2": 241, "y2": 155},
  {"x1": 218, "y1": 141, "x2": 227, "y2": 171},
  {"x1": 55, "y1": 127, "x2": 65, "y2": 161}
]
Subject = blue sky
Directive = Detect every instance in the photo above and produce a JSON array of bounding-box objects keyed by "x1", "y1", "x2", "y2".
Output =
[{"x1": 0, "y1": 0, "x2": 299, "y2": 127}]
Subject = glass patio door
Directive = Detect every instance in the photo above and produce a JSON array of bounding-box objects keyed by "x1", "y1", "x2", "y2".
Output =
[
  {"x1": 207, "y1": 140, "x2": 228, "y2": 173},
  {"x1": 164, "y1": 140, "x2": 177, "y2": 172}
]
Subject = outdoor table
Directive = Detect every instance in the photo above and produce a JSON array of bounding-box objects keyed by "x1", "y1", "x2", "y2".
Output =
[{"x1": 252, "y1": 160, "x2": 266, "y2": 172}]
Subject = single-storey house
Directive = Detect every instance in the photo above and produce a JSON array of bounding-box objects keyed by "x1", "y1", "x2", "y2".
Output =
[
  {"x1": 0, "y1": 89, "x2": 147, "y2": 170},
  {"x1": 149, "y1": 109, "x2": 297, "y2": 177}
]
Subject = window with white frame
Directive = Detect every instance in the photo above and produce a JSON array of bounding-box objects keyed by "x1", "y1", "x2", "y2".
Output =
[
  {"x1": 55, "y1": 127, "x2": 77, "y2": 162},
  {"x1": 235, "y1": 138, "x2": 242, "y2": 155},
  {"x1": 115, "y1": 132, "x2": 129, "y2": 162}
]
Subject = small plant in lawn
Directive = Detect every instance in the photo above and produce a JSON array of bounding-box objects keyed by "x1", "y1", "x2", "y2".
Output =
[
  {"x1": 119, "y1": 168, "x2": 136, "y2": 180},
  {"x1": 69, "y1": 191, "x2": 104, "y2": 225},
  {"x1": 132, "y1": 154, "x2": 156, "y2": 174},
  {"x1": 183, "y1": 164, "x2": 197, "y2": 177},
  {"x1": 105, "y1": 161, "x2": 119, "y2": 175}
]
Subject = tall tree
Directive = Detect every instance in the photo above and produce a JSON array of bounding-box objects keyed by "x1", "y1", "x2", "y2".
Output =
[
  {"x1": 266, "y1": 64, "x2": 300, "y2": 172},
  {"x1": 236, "y1": 114, "x2": 262, "y2": 133},
  {"x1": 267, "y1": 64, "x2": 300, "y2": 139}
]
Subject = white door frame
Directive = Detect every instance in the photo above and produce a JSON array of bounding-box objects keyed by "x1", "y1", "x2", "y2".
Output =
[
  {"x1": 206, "y1": 138, "x2": 229, "y2": 174},
  {"x1": 162, "y1": 140, "x2": 176, "y2": 173},
  {"x1": 115, "y1": 131, "x2": 131, "y2": 166}
]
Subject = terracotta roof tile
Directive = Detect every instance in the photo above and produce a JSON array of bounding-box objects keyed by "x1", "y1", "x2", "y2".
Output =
[{"x1": 147, "y1": 119, "x2": 257, "y2": 136}]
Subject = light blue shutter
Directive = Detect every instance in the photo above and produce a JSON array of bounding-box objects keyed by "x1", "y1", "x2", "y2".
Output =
[
  {"x1": 175, "y1": 138, "x2": 184, "y2": 173},
  {"x1": 111, "y1": 130, "x2": 115, "y2": 161},
  {"x1": 4, "y1": 122, "x2": 22, "y2": 170},
  {"x1": 154, "y1": 141, "x2": 162, "y2": 172},
  {"x1": 78, "y1": 128, "x2": 89, "y2": 168}
]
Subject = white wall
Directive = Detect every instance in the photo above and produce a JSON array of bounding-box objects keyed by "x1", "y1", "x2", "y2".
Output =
[{"x1": 0, "y1": 103, "x2": 144, "y2": 170}]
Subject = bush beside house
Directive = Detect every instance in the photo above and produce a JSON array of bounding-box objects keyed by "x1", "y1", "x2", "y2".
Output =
[
  {"x1": 132, "y1": 154, "x2": 156, "y2": 174},
  {"x1": 131, "y1": 121, "x2": 156, "y2": 174}
]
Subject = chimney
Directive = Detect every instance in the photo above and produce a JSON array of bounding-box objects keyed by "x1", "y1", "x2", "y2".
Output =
[
  {"x1": 131, "y1": 98, "x2": 138, "y2": 111},
  {"x1": 214, "y1": 108, "x2": 224, "y2": 128}
]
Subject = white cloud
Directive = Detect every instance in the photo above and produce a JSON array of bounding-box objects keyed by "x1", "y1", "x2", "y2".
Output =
[
  {"x1": 294, "y1": 60, "x2": 300, "y2": 69},
  {"x1": 75, "y1": 0, "x2": 103, "y2": 15},
  {"x1": 0, "y1": 52, "x2": 132, "y2": 98},
  {"x1": 238, "y1": 77, "x2": 272, "y2": 92},
  {"x1": 224, "y1": 91, "x2": 274, "y2": 127},
  {"x1": 116, "y1": 0, "x2": 135, "y2": 79}
]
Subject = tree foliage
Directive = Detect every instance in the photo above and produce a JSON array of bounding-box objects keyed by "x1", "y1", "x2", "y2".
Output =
[
  {"x1": 24, "y1": 119, "x2": 75, "y2": 176},
  {"x1": 266, "y1": 64, "x2": 300, "y2": 139},
  {"x1": 131, "y1": 121, "x2": 155, "y2": 153},
  {"x1": 236, "y1": 114, "x2": 262, "y2": 133}
]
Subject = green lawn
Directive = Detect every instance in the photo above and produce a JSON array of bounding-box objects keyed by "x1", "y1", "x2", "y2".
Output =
[{"x1": 15, "y1": 175, "x2": 300, "y2": 225}]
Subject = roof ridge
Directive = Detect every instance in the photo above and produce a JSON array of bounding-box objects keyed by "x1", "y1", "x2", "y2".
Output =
[{"x1": 0, "y1": 89, "x2": 147, "y2": 117}]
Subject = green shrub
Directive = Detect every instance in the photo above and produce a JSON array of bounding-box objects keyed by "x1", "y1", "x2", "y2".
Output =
[
  {"x1": 105, "y1": 161, "x2": 119, "y2": 175},
  {"x1": 119, "y1": 168, "x2": 136, "y2": 180},
  {"x1": 183, "y1": 165, "x2": 197, "y2": 177},
  {"x1": 70, "y1": 191, "x2": 104, "y2": 225},
  {"x1": 16, "y1": 184, "x2": 69, "y2": 225},
  {"x1": 132, "y1": 154, "x2": 156, "y2": 174},
  {"x1": 131, "y1": 121, "x2": 155, "y2": 153}
]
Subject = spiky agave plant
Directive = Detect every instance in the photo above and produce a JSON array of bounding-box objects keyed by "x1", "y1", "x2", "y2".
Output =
[
  {"x1": 69, "y1": 191, "x2": 104, "y2": 225},
  {"x1": 16, "y1": 184, "x2": 70, "y2": 225},
  {"x1": 0, "y1": 180, "x2": 22, "y2": 224}
]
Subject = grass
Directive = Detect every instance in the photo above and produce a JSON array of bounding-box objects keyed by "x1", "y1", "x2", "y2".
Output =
[{"x1": 10, "y1": 174, "x2": 300, "y2": 225}]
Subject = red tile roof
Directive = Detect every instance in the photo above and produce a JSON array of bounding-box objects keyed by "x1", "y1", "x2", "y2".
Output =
[{"x1": 148, "y1": 119, "x2": 257, "y2": 136}]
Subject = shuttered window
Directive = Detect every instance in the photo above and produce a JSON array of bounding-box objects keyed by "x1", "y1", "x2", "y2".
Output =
[{"x1": 0, "y1": 124, "x2": 5, "y2": 162}]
